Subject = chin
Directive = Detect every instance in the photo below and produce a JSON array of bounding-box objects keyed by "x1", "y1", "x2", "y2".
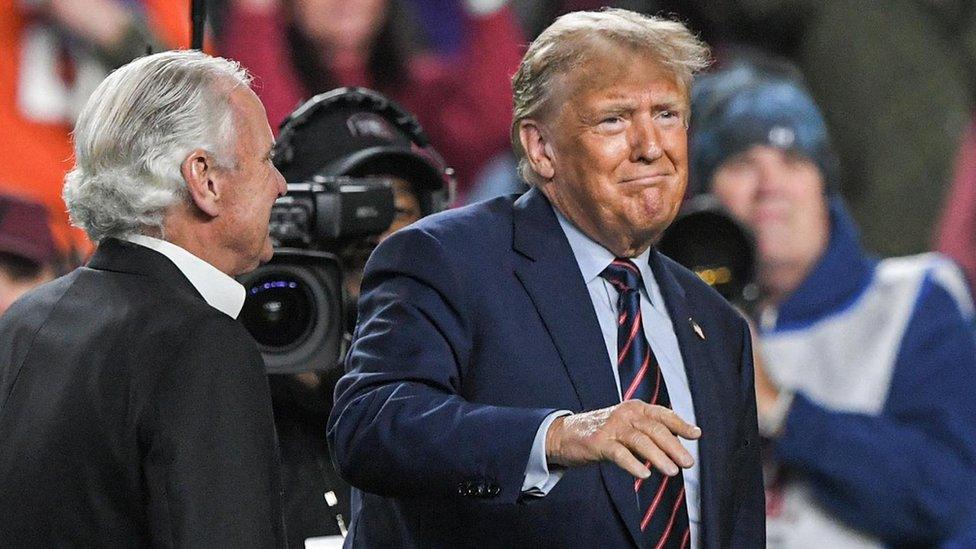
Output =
[
  {"x1": 632, "y1": 208, "x2": 674, "y2": 234},
  {"x1": 259, "y1": 240, "x2": 275, "y2": 262}
]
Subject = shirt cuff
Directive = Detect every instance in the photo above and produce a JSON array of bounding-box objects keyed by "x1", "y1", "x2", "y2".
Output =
[{"x1": 521, "y1": 410, "x2": 572, "y2": 496}]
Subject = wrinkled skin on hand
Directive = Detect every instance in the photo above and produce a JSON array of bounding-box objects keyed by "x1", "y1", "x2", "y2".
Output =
[{"x1": 546, "y1": 400, "x2": 701, "y2": 479}]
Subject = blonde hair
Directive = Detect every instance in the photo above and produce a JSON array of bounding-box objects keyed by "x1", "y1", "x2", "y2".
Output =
[{"x1": 511, "y1": 9, "x2": 710, "y2": 185}]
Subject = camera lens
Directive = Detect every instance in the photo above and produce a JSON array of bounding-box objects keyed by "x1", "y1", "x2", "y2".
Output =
[
  {"x1": 237, "y1": 251, "x2": 343, "y2": 374},
  {"x1": 241, "y1": 275, "x2": 316, "y2": 350}
]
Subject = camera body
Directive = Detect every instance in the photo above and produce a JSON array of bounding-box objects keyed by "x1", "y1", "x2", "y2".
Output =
[
  {"x1": 658, "y1": 195, "x2": 759, "y2": 312},
  {"x1": 238, "y1": 178, "x2": 395, "y2": 374},
  {"x1": 270, "y1": 177, "x2": 396, "y2": 248}
]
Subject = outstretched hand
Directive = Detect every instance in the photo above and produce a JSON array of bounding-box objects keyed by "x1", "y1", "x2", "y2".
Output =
[{"x1": 545, "y1": 400, "x2": 701, "y2": 479}]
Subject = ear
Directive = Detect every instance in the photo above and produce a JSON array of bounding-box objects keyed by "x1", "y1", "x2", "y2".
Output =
[
  {"x1": 181, "y1": 148, "x2": 223, "y2": 218},
  {"x1": 518, "y1": 119, "x2": 556, "y2": 181}
]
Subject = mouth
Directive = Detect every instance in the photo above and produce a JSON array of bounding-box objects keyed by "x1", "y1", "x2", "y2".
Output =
[
  {"x1": 620, "y1": 174, "x2": 673, "y2": 186},
  {"x1": 754, "y1": 202, "x2": 791, "y2": 223}
]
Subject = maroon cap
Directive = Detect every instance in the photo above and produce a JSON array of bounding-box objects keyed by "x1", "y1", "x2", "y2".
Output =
[{"x1": 0, "y1": 194, "x2": 58, "y2": 266}]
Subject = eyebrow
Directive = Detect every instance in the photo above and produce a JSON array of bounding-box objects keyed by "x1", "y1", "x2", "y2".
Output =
[
  {"x1": 594, "y1": 100, "x2": 639, "y2": 112},
  {"x1": 654, "y1": 99, "x2": 686, "y2": 110},
  {"x1": 593, "y1": 95, "x2": 687, "y2": 111}
]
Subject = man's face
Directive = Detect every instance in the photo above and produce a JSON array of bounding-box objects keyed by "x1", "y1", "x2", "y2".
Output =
[
  {"x1": 710, "y1": 145, "x2": 829, "y2": 281},
  {"x1": 536, "y1": 46, "x2": 690, "y2": 257},
  {"x1": 218, "y1": 88, "x2": 287, "y2": 275},
  {"x1": 379, "y1": 177, "x2": 422, "y2": 243},
  {"x1": 296, "y1": 0, "x2": 387, "y2": 53},
  {"x1": 343, "y1": 176, "x2": 423, "y2": 300}
]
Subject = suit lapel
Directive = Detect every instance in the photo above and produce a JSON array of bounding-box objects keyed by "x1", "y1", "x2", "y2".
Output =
[
  {"x1": 511, "y1": 188, "x2": 643, "y2": 546},
  {"x1": 511, "y1": 188, "x2": 618, "y2": 410},
  {"x1": 647, "y1": 250, "x2": 722, "y2": 549}
]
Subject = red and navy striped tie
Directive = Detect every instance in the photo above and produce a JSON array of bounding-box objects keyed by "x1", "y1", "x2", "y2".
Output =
[{"x1": 600, "y1": 258, "x2": 690, "y2": 549}]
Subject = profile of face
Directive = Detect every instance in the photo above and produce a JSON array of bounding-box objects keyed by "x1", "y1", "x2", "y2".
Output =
[
  {"x1": 709, "y1": 145, "x2": 829, "y2": 291},
  {"x1": 523, "y1": 44, "x2": 690, "y2": 258},
  {"x1": 294, "y1": 0, "x2": 388, "y2": 54},
  {"x1": 215, "y1": 87, "x2": 288, "y2": 276}
]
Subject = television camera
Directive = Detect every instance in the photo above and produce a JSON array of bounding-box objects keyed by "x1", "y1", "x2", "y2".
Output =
[{"x1": 237, "y1": 87, "x2": 453, "y2": 375}]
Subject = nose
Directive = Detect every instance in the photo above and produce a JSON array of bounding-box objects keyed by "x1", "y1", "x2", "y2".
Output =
[
  {"x1": 630, "y1": 114, "x2": 662, "y2": 163},
  {"x1": 754, "y1": 150, "x2": 787, "y2": 195},
  {"x1": 274, "y1": 167, "x2": 287, "y2": 197}
]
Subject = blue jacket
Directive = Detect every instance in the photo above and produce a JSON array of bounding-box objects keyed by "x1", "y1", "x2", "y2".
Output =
[
  {"x1": 764, "y1": 198, "x2": 976, "y2": 546},
  {"x1": 328, "y1": 188, "x2": 765, "y2": 547}
]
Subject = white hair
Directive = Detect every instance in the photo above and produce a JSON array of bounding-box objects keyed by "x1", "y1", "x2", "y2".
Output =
[
  {"x1": 511, "y1": 9, "x2": 710, "y2": 185},
  {"x1": 63, "y1": 50, "x2": 252, "y2": 242}
]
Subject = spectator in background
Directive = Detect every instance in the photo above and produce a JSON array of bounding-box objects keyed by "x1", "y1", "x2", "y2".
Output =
[
  {"x1": 679, "y1": 0, "x2": 976, "y2": 257},
  {"x1": 0, "y1": 194, "x2": 58, "y2": 316},
  {"x1": 691, "y1": 57, "x2": 976, "y2": 547},
  {"x1": 1, "y1": 0, "x2": 192, "y2": 257},
  {"x1": 219, "y1": 0, "x2": 524, "y2": 199}
]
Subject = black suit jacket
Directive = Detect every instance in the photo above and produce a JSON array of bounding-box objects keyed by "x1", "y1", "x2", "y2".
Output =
[
  {"x1": 0, "y1": 239, "x2": 286, "y2": 547},
  {"x1": 329, "y1": 189, "x2": 764, "y2": 547}
]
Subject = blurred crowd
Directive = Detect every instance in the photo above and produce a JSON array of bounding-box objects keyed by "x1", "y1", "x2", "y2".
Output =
[
  {"x1": 2, "y1": 0, "x2": 976, "y2": 547},
  {"x1": 5, "y1": 0, "x2": 976, "y2": 268}
]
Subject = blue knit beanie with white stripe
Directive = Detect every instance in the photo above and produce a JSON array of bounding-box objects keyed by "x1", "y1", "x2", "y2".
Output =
[{"x1": 689, "y1": 60, "x2": 840, "y2": 196}]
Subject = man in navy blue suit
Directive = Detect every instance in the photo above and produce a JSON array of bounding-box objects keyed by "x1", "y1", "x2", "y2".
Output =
[{"x1": 328, "y1": 9, "x2": 765, "y2": 548}]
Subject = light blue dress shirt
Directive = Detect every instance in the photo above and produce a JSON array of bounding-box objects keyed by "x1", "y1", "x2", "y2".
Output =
[{"x1": 521, "y1": 210, "x2": 701, "y2": 547}]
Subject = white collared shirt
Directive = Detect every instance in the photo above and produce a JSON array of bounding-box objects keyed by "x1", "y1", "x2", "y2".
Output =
[{"x1": 122, "y1": 234, "x2": 246, "y2": 319}]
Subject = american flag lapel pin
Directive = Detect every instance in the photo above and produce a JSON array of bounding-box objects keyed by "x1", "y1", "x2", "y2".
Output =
[{"x1": 690, "y1": 318, "x2": 705, "y2": 340}]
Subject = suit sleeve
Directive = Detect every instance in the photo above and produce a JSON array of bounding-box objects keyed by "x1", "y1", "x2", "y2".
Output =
[
  {"x1": 327, "y1": 227, "x2": 556, "y2": 503},
  {"x1": 731, "y1": 317, "x2": 767, "y2": 547},
  {"x1": 141, "y1": 314, "x2": 286, "y2": 548},
  {"x1": 773, "y1": 274, "x2": 976, "y2": 544}
]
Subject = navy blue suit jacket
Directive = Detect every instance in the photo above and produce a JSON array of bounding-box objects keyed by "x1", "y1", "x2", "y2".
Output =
[{"x1": 328, "y1": 188, "x2": 764, "y2": 547}]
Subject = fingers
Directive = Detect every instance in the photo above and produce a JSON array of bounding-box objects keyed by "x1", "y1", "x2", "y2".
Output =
[
  {"x1": 544, "y1": 401, "x2": 701, "y2": 479},
  {"x1": 621, "y1": 430, "x2": 678, "y2": 477},
  {"x1": 643, "y1": 404, "x2": 701, "y2": 440},
  {"x1": 625, "y1": 403, "x2": 698, "y2": 475},
  {"x1": 607, "y1": 443, "x2": 652, "y2": 479}
]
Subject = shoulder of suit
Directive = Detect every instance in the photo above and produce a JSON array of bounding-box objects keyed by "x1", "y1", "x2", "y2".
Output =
[
  {"x1": 177, "y1": 310, "x2": 263, "y2": 357},
  {"x1": 386, "y1": 195, "x2": 516, "y2": 258},
  {"x1": 415, "y1": 195, "x2": 515, "y2": 233},
  {"x1": 0, "y1": 272, "x2": 78, "y2": 339},
  {"x1": 53, "y1": 264, "x2": 247, "y2": 341}
]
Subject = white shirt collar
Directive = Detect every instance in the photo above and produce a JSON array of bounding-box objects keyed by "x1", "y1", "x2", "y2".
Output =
[
  {"x1": 122, "y1": 234, "x2": 246, "y2": 319},
  {"x1": 553, "y1": 208, "x2": 666, "y2": 313}
]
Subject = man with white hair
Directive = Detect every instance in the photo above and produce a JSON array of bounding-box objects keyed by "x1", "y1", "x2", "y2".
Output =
[
  {"x1": 0, "y1": 50, "x2": 287, "y2": 547},
  {"x1": 329, "y1": 9, "x2": 764, "y2": 547}
]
